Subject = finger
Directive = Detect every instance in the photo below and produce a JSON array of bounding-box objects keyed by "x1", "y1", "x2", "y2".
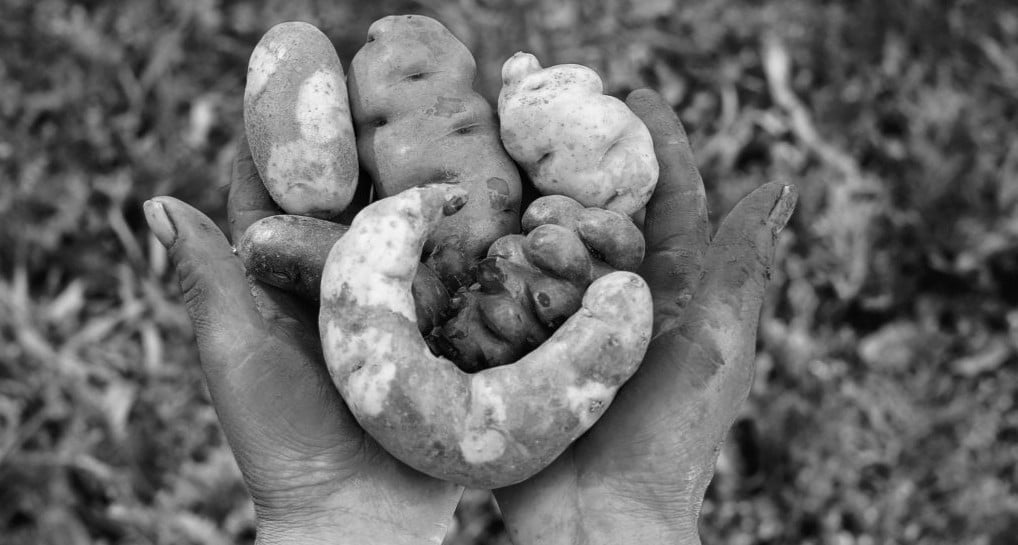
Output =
[
  {"x1": 644, "y1": 182, "x2": 796, "y2": 423},
  {"x1": 227, "y1": 136, "x2": 323, "y2": 333},
  {"x1": 228, "y1": 134, "x2": 281, "y2": 244},
  {"x1": 478, "y1": 292, "x2": 549, "y2": 347},
  {"x1": 144, "y1": 196, "x2": 265, "y2": 374},
  {"x1": 626, "y1": 89, "x2": 710, "y2": 329}
]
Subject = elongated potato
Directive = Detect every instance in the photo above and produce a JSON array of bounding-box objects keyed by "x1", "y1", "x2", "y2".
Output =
[
  {"x1": 347, "y1": 15, "x2": 522, "y2": 290},
  {"x1": 499, "y1": 52, "x2": 658, "y2": 216},
  {"x1": 244, "y1": 22, "x2": 358, "y2": 219},
  {"x1": 319, "y1": 185, "x2": 652, "y2": 488}
]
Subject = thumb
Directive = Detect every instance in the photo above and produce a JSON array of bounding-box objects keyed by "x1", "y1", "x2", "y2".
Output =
[
  {"x1": 700, "y1": 181, "x2": 797, "y2": 318},
  {"x1": 656, "y1": 182, "x2": 796, "y2": 421},
  {"x1": 144, "y1": 197, "x2": 265, "y2": 368}
]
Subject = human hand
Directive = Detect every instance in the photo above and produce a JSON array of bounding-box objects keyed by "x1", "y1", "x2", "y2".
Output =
[
  {"x1": 143, "y1": 137, "x2": 463, "y2": 545},
  {"x1": 491, "y1": 89, "x2": 797, "y2": 545}
]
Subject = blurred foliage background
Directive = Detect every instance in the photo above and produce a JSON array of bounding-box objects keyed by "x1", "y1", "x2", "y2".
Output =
[{"x1": 1, "y1": 0, "x2": 1017, "y2": 543}]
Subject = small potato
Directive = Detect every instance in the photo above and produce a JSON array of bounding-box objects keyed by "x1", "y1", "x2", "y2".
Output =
[
  {"x1": 486, "y1": 234, "x2": 530, "y2": 265},
  {"x1": 430, "y1": 289, "x2": 519, "y2": 372},
  {"x1": 478, "y1": 292, "x2": 548, "y2": 347},
  {"x1": 244, "y1": 22, "x2": 358, "y2": 219},
  {"x1": 411, "y1": 262, "x2": 451, "y2": 335},
  {"x1": 439, "y1": 195, "x2": 647, "y2": 371},
  {"x1": 236, "y1": 214, "x2": 347, "y2": 300},
  {"x1": 529, "y1": 275, "x2": 584, "y2": 329},
  {"x1": 521, "y1": 195, "x2": 583, "y2": 232},
  {"x1": 499, "y1": 52, "x2": 658, "y2": 216},
  {"x1": 524, "y1": 224, "x2": 592, "y2": 283},
  {"x1": 474, "y1": 257, "x2": 534, "y2": 304}
]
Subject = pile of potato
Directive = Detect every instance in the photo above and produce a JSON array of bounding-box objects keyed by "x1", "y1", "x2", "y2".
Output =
[{"x1": 239, "y1": 16, "x2": 659, "y2": 488}]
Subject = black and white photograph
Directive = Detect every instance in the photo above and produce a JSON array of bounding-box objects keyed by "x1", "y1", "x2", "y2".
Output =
[{"x1": 1, "y1": 1, "x2": 1015, "y2": 543}]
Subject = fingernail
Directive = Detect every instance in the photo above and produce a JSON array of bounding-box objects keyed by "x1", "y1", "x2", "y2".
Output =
[
  {"x1": 767, "y1": 184, "x2": 798, "y2": 234},
  {"x1": 144, "y1": 199, "x2": 176, "y2": 247}
]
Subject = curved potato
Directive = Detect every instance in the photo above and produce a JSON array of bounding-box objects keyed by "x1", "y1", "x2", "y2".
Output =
[
  {"x1": 319, "y1": 185, "x2": 653, "y2": 488},
  {"x1": 244, "y1": 22, "x2": 358, "y2": 219}
]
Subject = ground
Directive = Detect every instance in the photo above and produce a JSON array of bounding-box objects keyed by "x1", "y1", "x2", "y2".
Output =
[{"x1": 1, "y1": 0, "x2": 1016, "y2": 544}]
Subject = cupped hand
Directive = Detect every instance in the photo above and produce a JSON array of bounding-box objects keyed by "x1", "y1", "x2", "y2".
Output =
[
  {"x1": 143, "y1": 138, "x2": 463, "y2": 545},
  {"x1": 491, "y1": 89, "x2": 797, "y2": 545}
]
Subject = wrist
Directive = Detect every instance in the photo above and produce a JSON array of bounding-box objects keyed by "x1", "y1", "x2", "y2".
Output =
[
  {"x1": 499, "y1": 491, "x2": 701, "y2": 545},
  {"x1": 251, "y1": 481, "x2": 463, "y2": 545},
  {"x1": 254, "y1": 508, "x2": 448, "y2": 545}
]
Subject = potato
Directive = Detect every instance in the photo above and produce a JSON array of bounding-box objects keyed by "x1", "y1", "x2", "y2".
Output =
[
  {"x1": 432, "y1": 194, "x2": 646, "y2": 371},
  {"x1": 573, "y1": 207, "x2": 645, "y2": 272},
  {"x1": 475, "y1": 257, "x2": 534, "y2": 305},
  {"x1": 478, "y1": 292, "x2": 548, "y2": 347},
  {"x1": 522, "y1": 195, "x2": 645, "y2": 272},
  {"x1": 498, "y1": 52, "x2": 658, "y2": 216},
  {"x1": 244, "y1": 22, "x2": 359, "y2": 219},
  {"x1": 528, "y1": 275, "x2": 584, "y2": 329},
  {"x1": 236, "y1": 214, "x2": 347, "y2": 301},
  {"x1": 523, "y1": 224, "x2": 592, "y2": 284},
  {"x1": 486, "y1": 234, "x2": 529, "y2": 266},
  {"x1": 319, "y1": 184, "x2": 652, "y2": 488},
  {"x1": 237, "y1": 214, "x2": 450, "y2": 334},
  {"x1": 347, "y1": 15, "x2": 522, "y2": 290},
  {"x1": 428, "y1": 289, "x2": 524, "y2": 373}
]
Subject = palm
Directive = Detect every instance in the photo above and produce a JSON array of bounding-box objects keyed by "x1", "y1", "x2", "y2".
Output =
[
  {"x1": 146, "y1": 136, "x2": 462, "y2": 541},
  {"x1": 493, "y1": 90, "x2": 796, "y2": 544}
]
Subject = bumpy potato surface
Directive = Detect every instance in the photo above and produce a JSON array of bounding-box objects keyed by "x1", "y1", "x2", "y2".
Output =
[{"x1": 499, "y1": 52, "x2": 659, "y2": 216}]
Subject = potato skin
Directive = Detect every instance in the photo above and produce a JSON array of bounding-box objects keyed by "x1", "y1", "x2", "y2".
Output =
[
  {"x1": 432, "y1": 195, "x2": 645, "y2": 371},
  {"x1": 347, "y1": 15, "x2": 523, "y2": 290},
  {"x1": 319, "y1": 184, "x2": 653, "y2": 488},
  {"x1": 237, "y1": 214, "x2": 347, "y2": 301},
  {"x1": 523, "y1": 224, "x2": 592, "y2": 284},
  {"x1": 499, "y1": 52, "x2": 658, "y2": 217},
  {"x1": 237, "y1": 214, "x2": 449, "y2": 334},
  {"x1": 244, "y1": 22, "x2": 358, "y2": 219}
]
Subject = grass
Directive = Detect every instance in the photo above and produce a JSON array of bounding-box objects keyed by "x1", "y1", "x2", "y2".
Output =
[{"x1": 1, "y1": 0, "x2": 1016, "y2": 543}]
